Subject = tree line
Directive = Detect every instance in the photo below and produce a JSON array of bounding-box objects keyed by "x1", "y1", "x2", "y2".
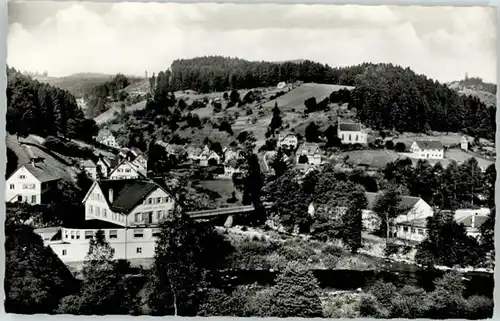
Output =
[
  {"x1": 83, "y1": 73, "x2": 132, "y2": 118},
  {"x1": 6, "y1": 67, "x2": 98, "y2": 141}
]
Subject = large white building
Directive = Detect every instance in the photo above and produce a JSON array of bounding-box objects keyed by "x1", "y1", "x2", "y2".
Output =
[
  {"x1": 337, "y1": 122, "x2": 367, "y2": 145},
  {"x1": 5, "y1": 159, "x2": 60, "y2": 205},
  {"x1": 410, "y1": 140, "x2": 444, "y2": 160},
  {"x1": 40, "y1": 179, "x2": 180, "y2": 263}
]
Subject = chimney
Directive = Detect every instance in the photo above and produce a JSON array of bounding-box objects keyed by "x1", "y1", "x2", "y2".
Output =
[{"x1": 109, "y1": 189, "x2": 114, "y2": 203}]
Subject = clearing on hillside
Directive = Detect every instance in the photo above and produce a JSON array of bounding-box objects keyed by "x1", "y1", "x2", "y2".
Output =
[
  {"x1": 94, "y1": 100, "x2": 147, "y2": 125},
  {"x1": 261, "y1": 83, "x2": 354, "y2": 112},
  {"x1": 339, "y1": 149, "x2": 401, "y2": 169}
]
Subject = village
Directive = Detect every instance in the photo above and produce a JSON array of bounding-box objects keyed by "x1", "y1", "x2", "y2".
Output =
[{"x1": 5, "y1": 85, "x2": 495, "y2": 266}]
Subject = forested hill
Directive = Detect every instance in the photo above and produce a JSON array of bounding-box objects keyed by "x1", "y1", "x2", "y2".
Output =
[
  {"x1": 6, "y1": 67, "x2": 98, "y2": 141},
  {"x1": 350, "y1": 64, "x2": 496, "y2": 140},
  {"x1": 167, "y1": 56, "x2": 368, "y2": 92},
  {"x1": 154, "y1": 56, "x2": 495, "y2": 140}
]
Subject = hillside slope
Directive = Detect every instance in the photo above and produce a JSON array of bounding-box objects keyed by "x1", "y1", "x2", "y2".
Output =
[
  {"x1": 447, "y1": 81, "x2": 496, "y2": 107},
  {"x1": 6, "y1": 135, "x2": 78, "y2": 183},
  {"x1": 261, "y1": 83, "x2": 354, "y2": 111},
  {"x1": 32, "y1": 73, "x2": 114, "y2": 98}
]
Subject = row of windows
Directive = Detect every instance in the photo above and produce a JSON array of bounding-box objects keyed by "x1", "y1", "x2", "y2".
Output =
[
  {"x1": 88, "y1": 205, "x2": 125, "y2": 223},
  {"x1": 401, "y1": 226, "x2": 426, "y2": 236},
  {"x1": 341, "y1": 134, "x2": 362, "y2": 142},
  {"x1": 116, "y1": 168, "x2": 132, "y2": 173},
  {"x1": 135, "y1": 209, "x2": 174, "y2": 222},
  {"x1": 64, "y1": 229, "x2": 161, "y2": 240},
  {"x1": 15, "y1": 195, "x2": 37, "y2": 203},
  {"x1": 62, "y1": 246, "x2": 144, "y2": 256},
  {"x1": 9, "y1": 183, "x2": 37, "y2": 190},
  {"x1": 143, "y1": 196, "x2": 174, "y2": 205}
]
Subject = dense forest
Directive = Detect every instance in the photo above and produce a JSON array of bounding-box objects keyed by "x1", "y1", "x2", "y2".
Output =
[
  {"x1": 152, "y1": 56, "x2": 495, "y2": 140},
  {"x1": 6, "y1": 67, "x2": 98, "y2": 141}
]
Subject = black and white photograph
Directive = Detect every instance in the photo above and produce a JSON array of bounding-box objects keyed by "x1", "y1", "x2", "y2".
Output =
[{"x1": 4, "y1": 1, "x2": 496, "y2": 318}]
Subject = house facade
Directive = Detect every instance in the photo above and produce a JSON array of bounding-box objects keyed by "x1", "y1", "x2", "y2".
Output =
[
  {"x1": 362, "y1": 192, "x2": 434, "y2": 233},
  {"x1": 108, "y1": 160, "x2": 146, "y2": 180},
  {"x1": 96, "y1": 129, "x2": 120, "y2": 149},
  {"x1": 410, "y1": 140, "x2": 444, "y2": 160},
  {"x1": 5, "y1": 159, "x2": 60, "y2": 205},
  {"x1": 40, "y1": 179, "x2": 180, "y2": 263},
  {"x1": 337, "y1": 122, "x2": 368, "y2": 145},
  {"x1": 296, "y1": 143, "x2": 321, "y2": 165},
  {"x1": 277, "y1": 132, "x2": 298, "y2": 150}
]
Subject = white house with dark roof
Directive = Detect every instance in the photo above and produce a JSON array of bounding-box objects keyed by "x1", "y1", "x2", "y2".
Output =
[
  {"x1": 394, "y1": 208, "x2": 491, "y2": 243},
  {"x1": 108, "y1": 159, "x2": 147, "y2": 180},
  {"x1": 5, "y1": 158, "x2": 60, "y2": 205},
  {"x1": 410, "y1": 140, "x2": 444, "y2": 159},
  {"x1": 96, "y1": 129, "x2": 120, "y2": 149},
  {"x1": 277, "y1": 132, "x2": 298, "y2": 150},
  {"x1": 96, "y1": 155, "x2": 120, "y2": 178},
  {"x1": 39, "y1": 179, "x2": 180, "y2": 263},
  {"x1": 337, "y1": 121, "x2": 367, "y2": 145},
  {"x1": 362, "y1": 191, "x2": 434, "y2": 233},
  {"x1": 119, "y1": 147, "x2": 148, "y2": 177},
  {"x1": 296, "y1": 142, "x2": 322, "y2": 165}
]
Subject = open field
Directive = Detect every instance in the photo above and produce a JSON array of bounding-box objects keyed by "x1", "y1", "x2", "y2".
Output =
[
  {"x1": 261, "y1": 83, "x2": 354, "y2": 112},
  {"x1": 94, "y1": 99, "x2": 148, "y2": 125},
  {"x1": 392, "y1": 133, "x2": 466, "y2": 147},
  {"x1": 198, "y1": 179, "x2": 242, "y2": 206},
  {"x1": 445, "y1": 148, "x2": 494, "y2": 170},
  {"x1": 339, "y1": 149, "x2": 401, "y2": 169}
]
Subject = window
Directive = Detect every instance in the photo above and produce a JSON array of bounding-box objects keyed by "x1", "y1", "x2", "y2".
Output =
[
  {"x1": 152, "y1": 229, "x2": 161, "y2": 237},
  {"x1": 157, "y1": 210, "x2": 163, "y2": 219},
  {"x1": 85, "y1": 231, "x2": 93, "y2": 239},
  {"x1": 349, "y1": 134, "x2": 351, "y2": 141},
  {"x1": 62, "y1": 249, "x2": 67, "y2": 256},
  {"x1": 136, "y1": 247, "x2": 142, "y2": 254},
  {"x1": 156, "y1": 197, "x2": 161, "y2": 204},
  {"x1": 134, "y1": 229, "x2": 144, "y2": 238},
  {"x1": 355, "y1": 135, "x2": 358, "y2": 142},
  {"x1": 168, "y1": 209, "x2": 174, "y2": 216},
  {"x1": 125, "y1": 168, "x2": 131, "y2": 173},
  {"x1": 9, "y1": 184, "x2": 14, "y2": 190},
  {"x1": 71, "y1": 231, "x2": 75, "y2": 239},
  {"x1": 148, "y1": 198, "x2": 153, "y2": 205},
  {"x1": 96, "y1": 207, "x2": 100, "y2": 217},
  {"x1": 76, "y1": 231, "x2": 80, "y2": 239},
  {"x1": 342, "y1": 134, "x2": 344, "y2": 140},
  {"x1": 109, "y1": 230, "x2": 118, "y2": 239},
  {"x1": 411, "y1": 228, "x2": 416, "y2": 234},
  {"x1": 403, "y1": 226, "x2": 409, "y2": 232},
  {"x1": 19, "y1": 175, "x2": 26, "y2": 179},
  {"x1": 103, "y1": 208, "x2": 107, "y2": 218},
  {"x1": 17, "y1": 195, "x2": 22, "y2": 202},
  {"x1": 418, "y1": 229, "x2": 424, "y2": 235},
  {"x1": 31, "y1": 195, "x2": 36, "y2": 204},
  {"x1": 89, "y1": 205, "x2": 94, "y2": 215},
  {"x1": 135, "y1": 213, "x2": 142, "y2": 222}
]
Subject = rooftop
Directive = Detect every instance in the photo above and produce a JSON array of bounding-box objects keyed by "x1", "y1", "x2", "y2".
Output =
[
  {"x1": 365, "y1": 192, "x2": 421, "y2": 211},
  {"x1": 21, "y1": 162, "x2": 60, "y2": 183},
  {"x1": 413, "y1": 140, "x2": 444, "y2": 150},
  {"x1": 338, "y1": 123, "x2": 362, "y2": 132},
  {"x1": 93, "y1": 179, "x2": 172, "y2": 213},
  {"x1": 297, "y1": 142, "x2": 320, "y2": 156}
]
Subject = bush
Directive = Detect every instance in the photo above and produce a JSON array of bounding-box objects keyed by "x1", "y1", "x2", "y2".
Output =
[
  {"x1": 384, "y1": 243, "x2": 400, "y2": 257},
  {"x1": 385, "y1": 140, "x2": 395, "y2": 150},
  {"x1": 394, "y1": 142, "x2": 406, "y2": 152},
  {"x1": 44, "y1": 136, "x2": 95, "y2": 160}
]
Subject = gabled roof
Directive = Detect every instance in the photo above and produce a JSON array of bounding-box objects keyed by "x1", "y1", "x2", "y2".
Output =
[
  {"x1": 365, "y1": 192, "x2": 421, "y2": 211},
  {"x1": 456, "y1": 214, "x2": 488, "y2": 229},
  {"x1": 278, "y1": 131, "x2": 297, "y2": 140},
  {"x1": 413, "y1": 140, "x2": 444, "y2": 150},
  {"x1": 297, "y1": 142, "x2": 320, "y2": 156},
  {"x1": 87, "y1": 179, "x2": 172, "y2": 213},
  {"x1": 108, "y1": 159, "x2": 147, "y2": 178},
  {"x1": 338, "y1": 123, "x2": 362, "y2": 132},
  {"x1": 17, "y1": 162, "x2": 60, "y2": 183}
]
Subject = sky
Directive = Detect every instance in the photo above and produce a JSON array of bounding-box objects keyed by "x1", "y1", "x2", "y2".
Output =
[{"x1": 7, "y1": 1, "x2": 497, "y2": 83}]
